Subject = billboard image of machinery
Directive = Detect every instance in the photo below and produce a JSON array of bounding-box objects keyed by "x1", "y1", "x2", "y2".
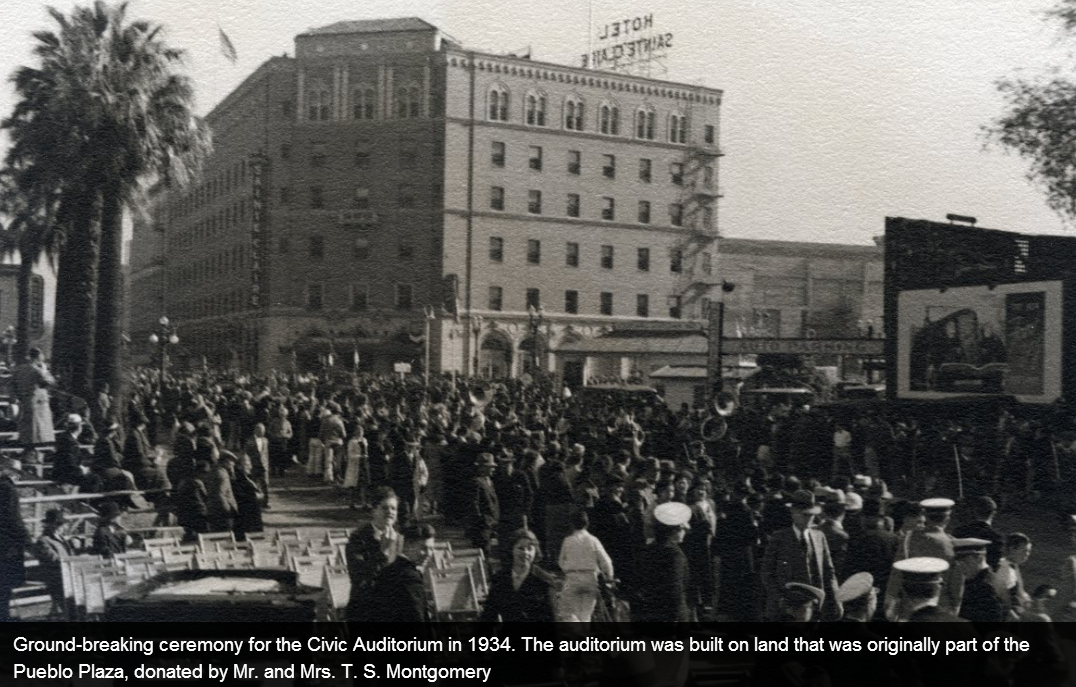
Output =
[{"x1": 886, "y1": 218, "x2": 1076, "y2": 405}]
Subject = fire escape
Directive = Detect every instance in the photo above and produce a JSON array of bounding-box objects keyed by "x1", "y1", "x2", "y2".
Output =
[{"x1": 669, "y1": 90, "x2": 723, "y2": 321}]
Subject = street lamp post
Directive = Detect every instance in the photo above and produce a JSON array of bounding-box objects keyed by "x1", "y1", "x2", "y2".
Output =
[
  {"x1": 527, "y1": 305, "x2": 545, "y2": 374},
  {"x1": 423, "y1": 305, "x2": 436, "y2": 387},
  {"x1": 713, "y1": 281, "x2": 735, "y2": 396},
  {"x1": 471, "y1": 315, "x2": 483, "y2": 378},
  {"x1": 148, "y1": 316, "x2": 179, "y2": 396},
  {"x1": 1, "y1": 326, "x2": 16, "y2": 369}
]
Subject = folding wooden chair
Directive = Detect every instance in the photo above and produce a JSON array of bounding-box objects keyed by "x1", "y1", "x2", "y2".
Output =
[
  {"x1": 242, "y1": 531, "x2": 270, "y2": 543},
  {"x1": 321, "y1": 567, "x2": 351, "y2": 620},
  {"x1": 198, "y1": 531, "x2": 237, "y2": 552},
  {"x1": 426, "y1": 567, "x2": 479, "y2": 620}
]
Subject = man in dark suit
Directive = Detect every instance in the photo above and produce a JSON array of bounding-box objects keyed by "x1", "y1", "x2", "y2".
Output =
[
  {"x1": 0, "y1": 454, "x2": 31, "y2": 620},
  {"x1": 52, "y1": 414, "x2": 86, "y2": 490},
  {"x1": 845, "y1": 497, "x2": 899, "y2": 596},
  {"x1": 243, "y1": 423, "x2": 271, "y2": 508},
  {"x1": 494, "y1": 450, "x2": 532, "y2": 565},
  {"x1": 952, "y1": 495, "x2": 1003, "y2": 570},
  {"x1": 760, "y1": 490, "x2": 842, "y2": 621},
  {"x1": 953, "y1": 538, "x2": 1005, "y2": 623},
  {"x1": 368, "y1": 523, "x2": 435, "y2": 622},
  {"x1": 468, "y1": 453, "x2": 499, "y2": 556}
]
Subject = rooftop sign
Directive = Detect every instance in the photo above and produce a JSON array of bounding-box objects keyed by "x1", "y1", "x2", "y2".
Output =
[{"x1": 582, "y1": 13, "x2": 672, "y2": 73}]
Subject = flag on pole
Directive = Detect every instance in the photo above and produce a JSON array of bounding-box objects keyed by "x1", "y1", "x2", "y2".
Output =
[{"x1": 218, "y1": 26, "x2": 238, "y2": 64}]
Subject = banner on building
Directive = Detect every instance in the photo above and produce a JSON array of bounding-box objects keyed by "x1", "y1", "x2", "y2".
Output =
[{"x1": 249, "y1": 154, "x2": 267, "y2": 307}]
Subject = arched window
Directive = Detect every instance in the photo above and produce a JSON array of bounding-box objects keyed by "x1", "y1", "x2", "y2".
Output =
[
  {"x1": 306, "y1": 80, "x2": 332, "y2": 121},
  {"x1": 564, "y1": 95, "x2": 585, "y2": 131},
  {"x1": 669, "y1": 112, "x2": 688, "y2": 143},
  {"x1": 525, "y1": 91, "x2": 547, "y2": 126},
  {"x1": 488, "y1": 85, "x2": 510, "y2": 121},
  {"x1": 635, "y1": 107, "x2": 655, "y2": 140},
  {"x1": 396, "y1": 83, "x2": 421, "y2": 118},
  {"x1": 599, "y1": 102, "x2": 620, "y2": 135},
  {"x1": 352, "y1": 84, "x2": 376, "y2": 120}
]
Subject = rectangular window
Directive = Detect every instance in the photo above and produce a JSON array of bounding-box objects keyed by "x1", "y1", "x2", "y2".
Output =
[
  {"x1": 491, "y1": 142, "x2": 505, "y2": 167},
  {"x1": 309, "y1": 235, "x2": 325, "y2": 260},
  {"x1": 671, "y1": 163, "x2": 684, "y2": 186},
  {"x1": 639, "y1": 158, "x2": 652, "y2": 183},
  {"x1": 280, "y1": 144, "x2": 291, "y2": 160},
  {"x1": 398, "y1": 241, "x2": 414, "y2": 260},
  {"x1": 566, "y1": 193, "x2": 580, "y2": 218},
  {"x1": 395, "y1": 284, "x2": 413, "y2": 310},
  {"x1": 602, "y1": 154, "x2": 616, "y2": 179},
  {"x1": 568, "y1": 150, "x2": 581, "y2": 175},
  {"x1": 397, "y1": 183, "x2": 415, "y2": 208},
  {"x1": 704, "y1": 124, "x2": 715, "y2": 144},
  {"x1": 355, "y1": 151, "x2": 370, "y2": 168},
  {"x1": 565, "y1": 290, "x2": 579, "y2": 314},
  {"x1": 637, "y1": 247, "x2": 650, "y2": 271},
  {"x1": 702, "y1": 251, "x2": 713, "y2": 275},
  {"x1": 526, "y1": 288, "x2": 541, "y2": 309},
  {"x1": 601, "y1": 245, "x2": 614, "y2": 269},
  {"x1": 669, "y1": 203, "x2": 684, "y2": 227},
  {"x1": 279, "y1": 187, "x2": 291, "y2": 205},
  {"x1": 279, "y1": 237, "x2": 290, "y2": 255},
  {"x1": 310, "y1": 186, "x2": 324, "y2": 209},
  {"x1": 282, "y1": 100, "x2": 294, "y2": 120},
  {"x1": 601, "y1": 197, "x2": 615, "y2": 221},
  {"x1": 600, "y1": 292, "x2": 613, "y2": 316},
  {"x1": 566, "y1": 242, "x2": 579, "y2": 267},
  {"x1": 528, "y1": 190, "x2": 542, "y2": 214},
  {"x1": 637, "y1": 201, "x2": 651, "y2": 224},
  {"x1": 490, "y1": 186, "x2": 505, "y2": 211},
  {"x1": 671, "y1": 249, "x2": 683, "y2": 273},
  {"x1": 670, "y1": 295, "x2": 683, "y2": 319},
  {"x1": 488, "y1": 286, "x2": 503, "y2": 311},
  {"x1": 527, "y1": 239, "x2": 541, "y2": 264},
  {"x1": 400, "y1": 150, "x2": 417, "y2": 169},
  {"x1": 636, "y1": 294, "x2": 649, "y2": 318},
  {"x1": 703, "y1": 206, "x2": 714, "y2": 230},
  {"x1": 354, "y1": 186, "x2": 370, "y2": 209},
  {"x1": 351, "y1": 286, "x2": 368, "y2": 311},
  {"x1": 529, "y1": 145, "x2": 543, "y2": 171},
  {"x1": 311, "y1": 153, "x2": 326, "y2": 168},
  {"x1": 353, "y1": 239, "x2": 370, "y2": 260},
  {"x1": 307, "y1": 283, "x2": 323, "y2": 310},
  {"x1": 489, "y1": 236, "x2": 504, "y2": 262}
]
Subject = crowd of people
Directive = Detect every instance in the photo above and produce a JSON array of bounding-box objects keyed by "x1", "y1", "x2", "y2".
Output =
[{"x1": 5, "y1": 360, "x2": 1076, "y2": 628}]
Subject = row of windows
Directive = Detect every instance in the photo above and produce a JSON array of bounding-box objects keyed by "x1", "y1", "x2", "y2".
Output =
[
  {"x1": 280, "y1": 183, "x2": 440, "y2": 210},
  {"x1": 487, "y1": 85, "x2": 715, "y2": 145},
  {"x1": 489, "y1": 187, "x2": 710, "y2": 227},
  {"x1": 488, "y1": 286, "x2": 681, "y2": 318},
  {"x1": 168, "y1": 245, "x2": 248, "y2": 288},
  {"x1": 306, "y1": 283, "x2": 413, "y2": 311},
  {"x1": 169, "y1": 160, "x2": 249, "y2": 220},
  {"x1": 488, "y1": 237, "x2": 711, "y2": 274},
  {"x1": 492, "y1": 144, "x2": 714, "y2": 188},
  {"x1": 169, "y1": 200, "x2": 249, "y2": 250},
  {"x1": 305, "y1": 81, "x2": 422, "y2": 122},
  {"x1": 280, "y1": 235, "x2": 417, "y2": 262},
  {"x1": 173, "y1": 289, "x2": 248, "y2": 320},
  {"x1": 280, "y1": 144, "x2": 433, "y2": 169}
]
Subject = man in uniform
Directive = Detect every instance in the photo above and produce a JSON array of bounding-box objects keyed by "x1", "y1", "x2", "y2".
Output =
[
  {"x1": 777, "y1": 582, "x2": 825, "y2": 622},
  {"x1": 953, "y1": 537, "x2": 1005, "y2": 622},
  {"x1": 468, "y1": 453, "x2": 499, "y2": 557},
  {"x1": 891, "y1": 557, "x2": 960, "y2": 622},
  {"x1": 885, "y1": 497, "x2": 962, "y2": 619},
  {"x1": 837, "y1": 572, "x2": 877, "y2": 622}
]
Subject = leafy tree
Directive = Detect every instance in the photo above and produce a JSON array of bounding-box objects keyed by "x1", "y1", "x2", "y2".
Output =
[
  {"x1": 988, "y1": 1, "x2": 1076, "y2": 221},
  {"x1": 3, "y1": 2, "x2": 209, "y2": 399}
]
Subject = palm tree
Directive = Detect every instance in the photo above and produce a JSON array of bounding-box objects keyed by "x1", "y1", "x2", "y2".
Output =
[
  {"x1": 3, "y1": 2, "x2": 209, "y2": 400},
  {"x1": 0, "y1": 170, "x2": 60, "y2": 364}
]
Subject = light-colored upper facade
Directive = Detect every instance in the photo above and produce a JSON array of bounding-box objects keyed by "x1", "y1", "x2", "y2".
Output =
[{"x1": 128, "y1": 18, "x2": 723, "y2": 375}]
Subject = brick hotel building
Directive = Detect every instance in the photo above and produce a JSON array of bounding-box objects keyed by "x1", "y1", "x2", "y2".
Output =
[{"x1": 128, "y1": 18, "x2": 724, "y2": 380}]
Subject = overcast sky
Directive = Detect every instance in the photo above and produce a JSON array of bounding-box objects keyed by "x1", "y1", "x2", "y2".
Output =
[{"x1": 0, "y1": 0, "x2": 1073, "y2": 246}]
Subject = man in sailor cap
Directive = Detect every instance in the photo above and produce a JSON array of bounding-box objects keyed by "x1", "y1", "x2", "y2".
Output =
[
  {"x1": 953, "y1": 537, "x2": 1005, "y2": 622},
  {"x1": 778, "y1": 582, "x2": 825, "y2": 622},
  {"x1": 891, "y1": 557, "x2": 962, "y2": 622},
  {"x1": 885, "y1": 497, "x2": 963, "y2": 619},
  {"x1": 837, "y1": 572, "x2": 877, "y2": 622}
]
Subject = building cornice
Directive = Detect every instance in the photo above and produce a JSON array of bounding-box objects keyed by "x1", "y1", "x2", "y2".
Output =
[
  {"x1": 443, "y1": 49, "x2": 722, "y2": 104},
  {"x1": 444, "y1": 116, "x2": 713, "y2": 152}
]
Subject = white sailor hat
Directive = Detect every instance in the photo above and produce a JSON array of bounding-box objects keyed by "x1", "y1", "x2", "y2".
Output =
[
  {"x1": 654, "y1": 502, "x2": 692, "y2": 527},
  {"x1": 65, "y1": 413, "x2": 83, "y2": 426},
  {"x1": 952, "y1": 537, "x2": 991, "y2": 556},
  {"x1": 893, "y1": 557, "x2": 949, "y2": 584},
  {"x1": 781, "y1": 582, "x2": 825, "y2": 607},
  {"x1": 919, "y1": 498, "x2": 956, "y2": 511},
  {"x1": 844, "y1": 492, "x2": 864, "y2": 512},
  {"x1": 836, "y1": 572, "x2": 874, "y2": 604},
  {"x1": 853, "y1": 474, "x2": 872, "y2": 489}
]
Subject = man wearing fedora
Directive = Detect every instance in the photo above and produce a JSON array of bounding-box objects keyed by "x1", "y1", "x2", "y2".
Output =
[
  {"x1": 760, "y1": 489, "x2": 842, "y2": 621},
  {"x1": 468, "y1": 453, "x2": 500, "y2": 556}
]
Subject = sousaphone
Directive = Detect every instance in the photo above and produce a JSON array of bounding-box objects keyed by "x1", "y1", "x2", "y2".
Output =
[
  {"x1": 469, "y1": 382, "x2": 494, "y2": 409},
  {"x1": 700, "y1": 415, "x2": 728, "y2": 442}
]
